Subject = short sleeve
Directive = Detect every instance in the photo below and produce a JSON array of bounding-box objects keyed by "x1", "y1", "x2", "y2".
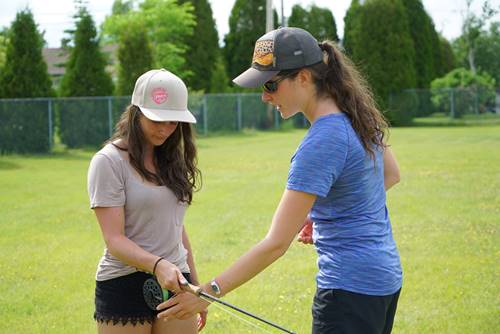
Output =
[
  {"x1": 87, "y1": 153, "x2": 126, "y2": 209},
  {"x1": 286, "y1": 119, "x2": 348, "y2": 197}
]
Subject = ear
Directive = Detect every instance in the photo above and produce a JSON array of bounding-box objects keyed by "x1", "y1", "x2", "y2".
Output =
[{"x1": 297, "y1": 69, "x2": 312, "y2": 87}]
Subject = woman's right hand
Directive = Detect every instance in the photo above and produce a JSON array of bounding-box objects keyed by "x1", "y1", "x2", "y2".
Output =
[
  {"x1": 155, "y1": 259, "x2": 188, "y2": 293},
  {"x1": 297, "y1": 217, "x2": 313, "y2": 244}
]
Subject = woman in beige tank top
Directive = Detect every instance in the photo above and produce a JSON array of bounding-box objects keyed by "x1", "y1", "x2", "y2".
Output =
[{"x1": 87, "y1": 69, "x2": 207, "y2": 333}]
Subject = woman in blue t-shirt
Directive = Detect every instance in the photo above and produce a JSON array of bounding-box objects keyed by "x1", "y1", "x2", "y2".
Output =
[{"x1": 158, "y1": 27, "x2": 402, "y2": 334}]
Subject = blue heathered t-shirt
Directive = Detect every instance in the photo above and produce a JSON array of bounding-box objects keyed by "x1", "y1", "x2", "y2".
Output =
[{"x1": 287, "y1": 112, "x2": 402, "y2": 296}]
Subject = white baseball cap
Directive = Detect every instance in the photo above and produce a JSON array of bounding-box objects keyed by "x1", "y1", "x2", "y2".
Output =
[{"x1": 131, "y1": 69, "x2": 196, "y2": 123}]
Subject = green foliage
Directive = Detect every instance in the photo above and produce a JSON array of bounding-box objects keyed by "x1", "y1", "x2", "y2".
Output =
[
  {"x1": 351, "y1": 0, "x2": 416, "y2": 123},
  {"x1": 401, "y1": 0, "x2": 438, "y2": 88},
  {"x1": 0, "y1": 9, "x2": 54, "y2": 154},
  {"x1": 0, "y1": 9, "x2": 53, "y2": 98},
  {"x1": 223, "y1": 0, "x2": 268, "y2": 82},
  {"x1": 115, "y1": 24, "x2": 153, "y2": 95},
  {"x1": 0, "y1": 28, "x2": 8, "y2": 71},
  {"x1": 288, "y1": 4, "x2": 338, "y2": 42},
  {"x1": 59, "y1": 7, "x2": 113, "y2": 97},
  {"x1": 473, "y1": 22, "x2": 500, "y2": 83},
  {"x1": 437, "y1": 36, "x2": 456, "y2": 77},
  {"x1": 343, "y1": 0, "x2": 361, "y2": 56},
  {"x1": 177, "y1": 0, "x2": 220, "y2": 92},
  {"x1": 58, "y1": 6, "x2": 114, "y2": 148},
  {"x1": 430, "y1": 68, "x2": 496, "y2": 117},
  {"x1": 209, "y1": 53, "x2": 231, "y2": 93},
  {"x1": 102, "y1": 0, "x2": 195, "y2": 78}
]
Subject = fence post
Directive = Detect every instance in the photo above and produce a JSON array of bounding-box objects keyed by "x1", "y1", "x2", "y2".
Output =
[
  {"x1": 450, "y1": 89, "x2": 455, "y2": 118},
  {"x1": 203, "y1": 95, "x2": 208, "y2": 135},
  {"x1": 237, "y1": 94, "x2": 242, "y2": 131},
  {"x1": 274, "y1": 107, "x2": 279, "y2": 129},
  {"x1": 48, "y1": 99, "x2": 53, "y2": 150},
  {"x1": 108, "y1": 97, "x2": 113, "y2": 138}
]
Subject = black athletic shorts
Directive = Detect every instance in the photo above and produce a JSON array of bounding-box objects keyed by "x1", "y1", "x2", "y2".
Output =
[
  {"x1": 94, "y1": 271, "x2": 191, "y2": 326},
  {"x1": 312, "y1": 287, "x2": 401, "y2": 334}
]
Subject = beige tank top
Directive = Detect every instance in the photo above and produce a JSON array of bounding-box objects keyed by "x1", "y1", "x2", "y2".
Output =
[{"x1": 87, "y1": 143, "x2": 189, "y2": 281}]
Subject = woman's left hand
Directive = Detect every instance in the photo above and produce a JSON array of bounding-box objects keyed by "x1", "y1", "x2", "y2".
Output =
[
  {"x1": 156, "y1": 288, "x2": 210, "y2": 322},
  {"x1": 197, "y1": 307, "x2": 208, "y2": 331}
]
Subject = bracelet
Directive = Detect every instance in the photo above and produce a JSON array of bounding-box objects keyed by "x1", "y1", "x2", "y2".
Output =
[{"x1": 152, "y1": 257, "x2": 164, "y2": 275}]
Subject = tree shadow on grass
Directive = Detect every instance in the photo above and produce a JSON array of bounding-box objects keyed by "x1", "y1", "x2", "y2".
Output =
[{"x1": 0, "y1": 160, "x2": 21, "y2": 170}]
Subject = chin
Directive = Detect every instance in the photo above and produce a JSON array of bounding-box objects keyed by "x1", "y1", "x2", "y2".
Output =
[{"x1": 279, "y1": 109, "x2": 299, "y2": 120}]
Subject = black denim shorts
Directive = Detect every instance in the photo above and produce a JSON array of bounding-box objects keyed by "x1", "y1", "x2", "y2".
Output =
[{"x1": 94, "y1": 271, "x2": 191, "y2": 326}]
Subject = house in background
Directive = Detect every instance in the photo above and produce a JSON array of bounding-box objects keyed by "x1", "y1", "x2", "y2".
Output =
[{"x1": 42, "y1": 44, "x2": 118, "y2": 91}]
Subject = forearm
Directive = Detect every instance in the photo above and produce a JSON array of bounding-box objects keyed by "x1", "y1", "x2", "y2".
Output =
[
  {"x1": 212, "y1": 235, "x2": 289, "y2": 297},
  {"x1": 106, "y1": 234, "x2": 160, "y2": 274}
]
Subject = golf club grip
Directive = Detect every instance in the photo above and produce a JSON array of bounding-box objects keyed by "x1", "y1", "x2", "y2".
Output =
[{"x1": 180, "y1": 281, "x2": 202, "y2": 295}]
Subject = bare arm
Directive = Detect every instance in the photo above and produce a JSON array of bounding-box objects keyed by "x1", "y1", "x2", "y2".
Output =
[
  {"x1": 93, "y1": 207, "x2": 186, "y2": 292},
  {"x1": 157, "y1": 189, "x2": 316, "y2": 319},
  {"x1": 384, "y1": 146, "x2": 400, "y2": 191}
]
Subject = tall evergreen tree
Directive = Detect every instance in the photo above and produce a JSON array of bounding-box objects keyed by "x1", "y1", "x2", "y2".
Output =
[
  {"x1": 59, "y1": 6, "x2": 113, "y2": 96},
  {"x1": 436, "y1": 36, "x2": 456, "y2": 77},
  {"x1": 401, "y1": 0, "x2": 437, "y2": 88},
  {"x1": 343, "y1": 0, "x2": 361, "y2": 56},
  {"x1": 115, "y1": 24, "x2": 153, "y2": 95},
  {"x1": 0, "y1": 9, "x2": 53, "y2": 98},
  {"x1": 223, "y1": 0, "x2": 268, "y2": 83},
  {"x1": 288, "y1": 5, "x2": 338, "y2": 42},
  {"x1": 0, "y1": 28, "x2": 8, "y2": 72},
  {"x1": 352, "y1": 0, "x2": 416, "y2": 110},
  {"x1": 177, "y1": 0, "x2": 219, "y2": 92}
]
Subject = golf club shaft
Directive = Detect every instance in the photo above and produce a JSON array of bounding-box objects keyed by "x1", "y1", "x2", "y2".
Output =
[{"x1": 182, "y1": 283, "x2": 295, "y2": 334}]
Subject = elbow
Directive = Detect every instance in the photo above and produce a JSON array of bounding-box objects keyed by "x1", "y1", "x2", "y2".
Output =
[
  {"x1": 104, "y1": 234, "x2": 124, "y2": 255},
  {"x1": 262, "y1": 237, "x2": 289, "y2": 260}
]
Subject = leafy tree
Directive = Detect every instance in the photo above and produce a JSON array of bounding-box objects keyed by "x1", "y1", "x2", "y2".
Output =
[
  {"x1": 351, "y1": 0, "x2": 416, "y2": 111},
  {"x1": 343, "y1": 0, "x2": 362, "y2": 56},
  {"x1": 431, "y1": 67, "x2": 496, "y2": 116},
  {"x1": 102, "y1": 0, "x2": 195, "y2": 78},
  {"x1": 59, "y1": 6, "x2": 113, "y2": 96},
  {"x1": 437, "y1": 36, "x2": 456, "y2": 77},
  {"x1": 177, "y1": 0, "x2": 219, "y2": 92},
  {"x1": 209, "y1": 52, "x2": 231, "y2": 93},
  {"x1": 0, "y1": 28, "x2": 8, "y2": 71},
  {"x1": 460, "y1": 0, "x2": 497, "y2": 74},
  {"x1": 115, "y1": 24, "x2": 153, "y2": 95},
  {"x1": 0, "y1": 9, "x2": 53, "y2": 98},
  {"x1": 223, "y1": 0, "x2": 269, "y2": 83},
  {"x1": 0, "y1": 9, "x2": 54, "y2": 153},
  {"x1": 288, "y1": 4, "x2": 338, "y2": 42},
  {"x1": 401, "y1": 0, "x2": 437, "y2": 88},
  {"x1": 474, "y1": 22, "x2": 500, "y2": 83}
]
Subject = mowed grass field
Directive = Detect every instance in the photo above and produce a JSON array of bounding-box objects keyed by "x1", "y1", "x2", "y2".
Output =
[{"x1": 0, "y1": 125, "x2": 499, "y2": 334}]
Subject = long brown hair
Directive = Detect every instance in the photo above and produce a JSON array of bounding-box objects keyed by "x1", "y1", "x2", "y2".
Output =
[
  {"x1": 280, "y1": 40, "x2": 388, "y2": 158},
  {"x1": 108, "y1": 105, "x2": 201, "y2": 204}
]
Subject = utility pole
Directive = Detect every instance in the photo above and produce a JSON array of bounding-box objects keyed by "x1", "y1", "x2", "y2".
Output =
[{"x1": 266, "y1": 0, "x2": 273, "y2": 32}]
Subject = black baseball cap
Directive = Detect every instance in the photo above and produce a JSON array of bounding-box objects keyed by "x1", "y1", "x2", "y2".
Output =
[{"x1": 233, "y1": 27, "x2": 323, "y2": 88}]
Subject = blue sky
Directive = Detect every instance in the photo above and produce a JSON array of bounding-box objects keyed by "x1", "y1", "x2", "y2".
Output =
[{"x1": 1, "y1": 0, "x2": 499, "y2": 48}]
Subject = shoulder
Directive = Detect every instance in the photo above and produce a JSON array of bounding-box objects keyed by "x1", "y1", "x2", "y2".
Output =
[
  {"x1": 303, "y1": 113, "x2": 350, "y2": 149},
  {"x1": 93, "y1": 143, "x2": 126, "y2": 164}
]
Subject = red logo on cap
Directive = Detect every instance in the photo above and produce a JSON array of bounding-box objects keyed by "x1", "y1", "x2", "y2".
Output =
[{"x1": 152, "y1": 88, "x2": 168, "y2": 104}]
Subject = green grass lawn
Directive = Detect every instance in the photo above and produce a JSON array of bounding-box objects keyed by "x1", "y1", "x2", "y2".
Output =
[{"x1": 0, "y1": 126, "x2": 499, "y2": 333}]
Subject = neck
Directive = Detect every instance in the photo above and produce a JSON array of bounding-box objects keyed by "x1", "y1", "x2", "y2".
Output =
[{"x1": 303, "y1": 96, "x2": 341, "y2": 123}]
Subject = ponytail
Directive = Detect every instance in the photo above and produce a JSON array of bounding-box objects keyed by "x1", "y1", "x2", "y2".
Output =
[{"x1": 311, "y1": 41, "x2": 388, "y2": 159}]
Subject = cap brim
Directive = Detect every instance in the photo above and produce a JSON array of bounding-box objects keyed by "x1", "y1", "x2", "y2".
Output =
[
  {"x1": 139, "y1": 107, "x2": 196, "y2": 124},
  {"x1": 233, "y1": 67, "x2": 279, "y2": 88}
]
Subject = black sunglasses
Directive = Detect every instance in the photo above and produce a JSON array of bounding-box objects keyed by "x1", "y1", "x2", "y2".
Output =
[{"x1": 262, "y1": 72, "x2": 298, "y2": 93}]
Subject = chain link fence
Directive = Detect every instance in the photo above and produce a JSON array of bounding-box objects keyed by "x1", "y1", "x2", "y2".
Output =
[
  {"x1": 2, "y1": 88, "x2": 498, "y2": 154},
  {"x1": 388, "y1": 87, "x2": 500, "y2": 125},
  {"x1": 0, "y1": 94, "x2": 308, "y2": 154}
]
